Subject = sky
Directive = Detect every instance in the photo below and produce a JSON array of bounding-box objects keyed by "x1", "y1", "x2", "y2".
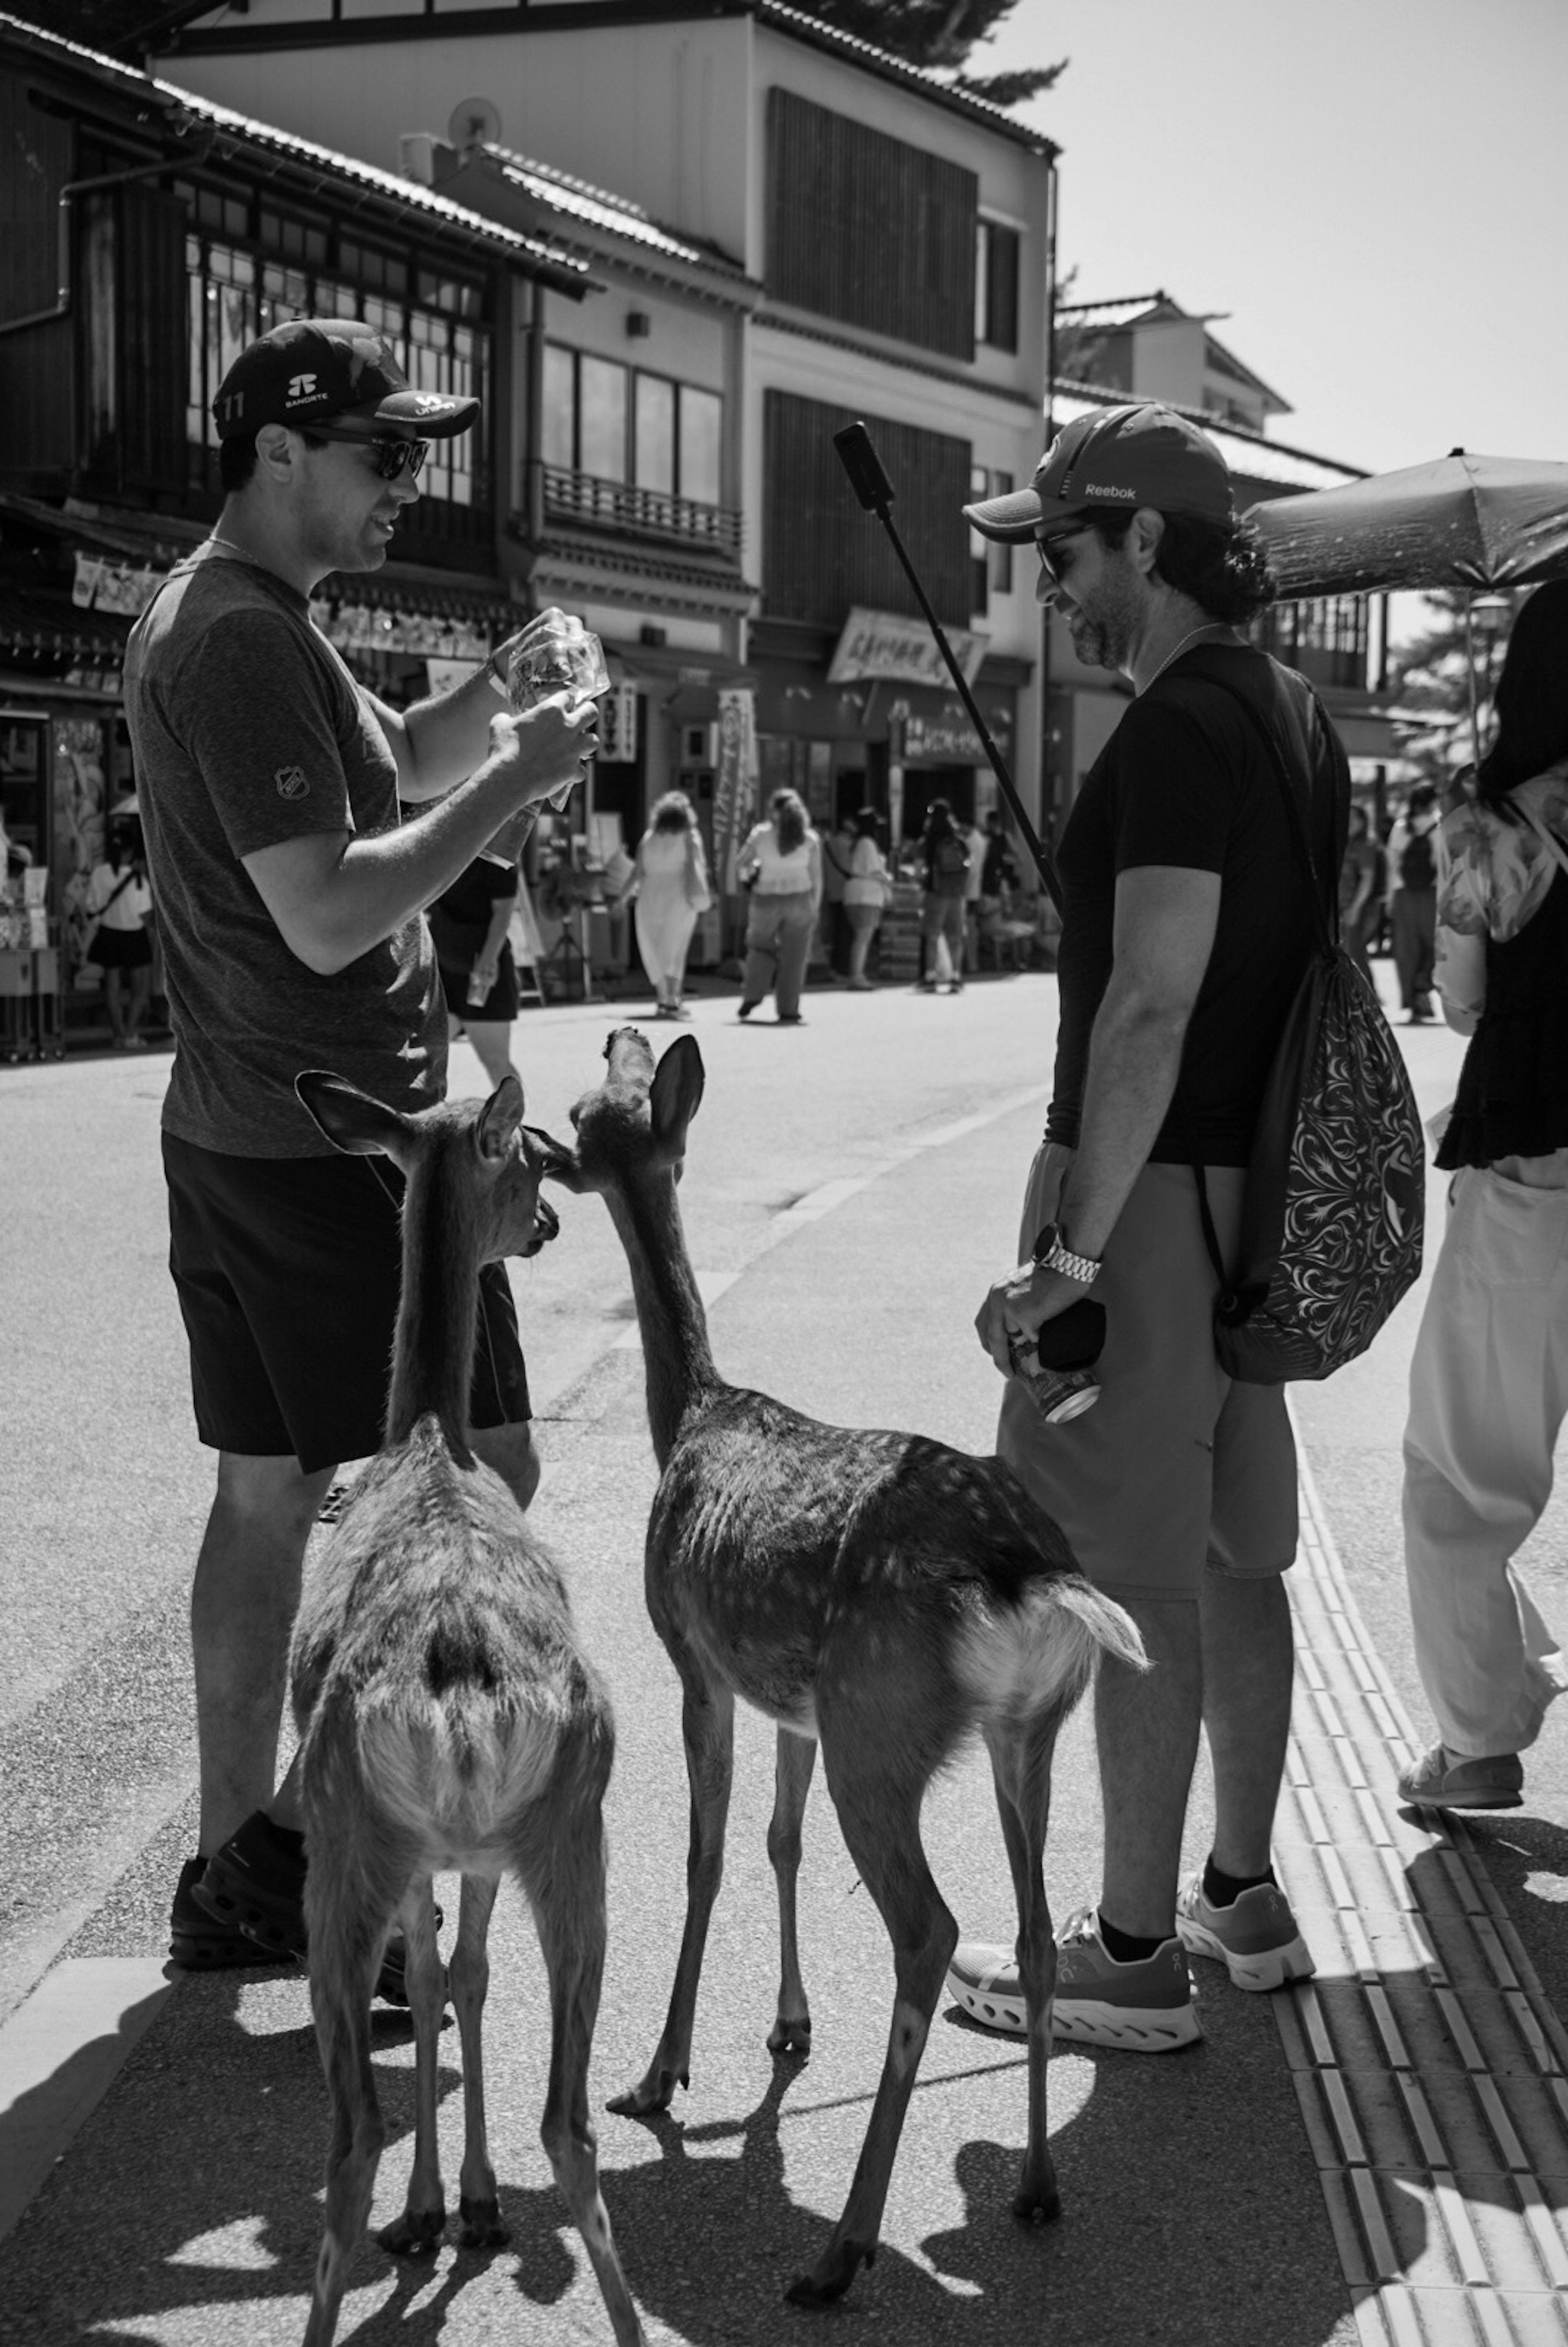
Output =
[{"x1": 980, "y1": 0, "x2": 1566, "y2": 480}]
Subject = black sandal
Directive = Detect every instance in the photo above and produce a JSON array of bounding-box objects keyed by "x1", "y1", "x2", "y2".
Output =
[{"x1": 191, "y1": 1811, "x2": 420, "y2": 2006}]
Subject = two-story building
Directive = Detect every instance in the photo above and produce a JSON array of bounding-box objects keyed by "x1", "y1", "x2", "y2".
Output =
[
  {"x1": 0, "y1": 8, "x2": 597, "y2": 997},
  {"x1": 145, "y1": 0, "x2": 1060, "y2": 860}
]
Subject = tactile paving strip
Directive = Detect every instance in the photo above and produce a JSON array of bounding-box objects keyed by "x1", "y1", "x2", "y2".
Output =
[{"x1": 1280, "y1": 1430, "x2": 1568, "y2": 2345}]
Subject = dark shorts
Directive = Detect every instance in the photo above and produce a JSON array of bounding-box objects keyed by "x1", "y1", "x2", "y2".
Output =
[
  {"x1": 164, "y1": 1133, "x2": 531, "y2": 1475},
  {"x1": 89, "y1": 926, "x2": 152, "y2": 970},
  {"x1": 437, "y1": 939, "x2": 520, "y2": 1024}
]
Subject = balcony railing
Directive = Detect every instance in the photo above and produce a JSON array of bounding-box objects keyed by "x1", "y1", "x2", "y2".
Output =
[{"x1": 535, "y1": 463, "x2": 742, "y2": 558}]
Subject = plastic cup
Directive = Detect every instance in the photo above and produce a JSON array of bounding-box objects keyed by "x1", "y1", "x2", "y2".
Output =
[{"x1": 506, "y1": 620, "x2": 610, "y2": 711}]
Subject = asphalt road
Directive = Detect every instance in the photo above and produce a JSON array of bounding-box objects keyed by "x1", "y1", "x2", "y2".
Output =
[{"x1": 0, "y1": 964, "x2": 1564, "y2": 2347}]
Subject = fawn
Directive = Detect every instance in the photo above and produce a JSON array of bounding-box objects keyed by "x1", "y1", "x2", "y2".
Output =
[
  {"x1": 537, "y1": 1027, "x2": 1146, "y2": 2309},
  {"x1": 290, "y1": 1070, "x2": 644, "y2": 2347}
]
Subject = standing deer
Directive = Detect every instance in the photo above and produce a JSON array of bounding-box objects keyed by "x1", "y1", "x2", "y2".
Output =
[
  {"x1": 290, "y1": 1070, "x2": 644, "y2": 2347},
  {"x1": 538, "y1": 1027, "x2": 1145, "y2": 2309}
]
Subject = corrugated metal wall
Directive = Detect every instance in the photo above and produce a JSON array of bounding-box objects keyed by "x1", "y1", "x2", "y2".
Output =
[
  {"x1": 764, "y1": 390, "x2": 972, "y2": 627},
  {"x1": 767, "y1": 89, "x2": 976, "y2": 362}
]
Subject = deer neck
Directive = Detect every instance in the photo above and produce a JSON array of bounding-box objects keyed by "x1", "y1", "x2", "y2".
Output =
[
  {"x1": 385, "y1": 1153, "x2": 479, "y2": 1460},
  {"x1": 607, "y1": 1175, "x2": 718, "y2": 1465}
]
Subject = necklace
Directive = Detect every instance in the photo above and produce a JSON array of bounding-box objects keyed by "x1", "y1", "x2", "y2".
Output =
[
  {"x1": 205, "y1": 531, "x2": 257, "y2": 563},
  {"x1": 1140, "y1": 621, "x2": 1235, "y2": 694}
]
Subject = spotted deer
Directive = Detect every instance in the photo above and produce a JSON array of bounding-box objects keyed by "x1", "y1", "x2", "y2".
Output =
[
  {"x1": 290, "y1": 1070, "x2": 644, "y2": 2347},
  {"x1": 538, "y1": 1027, "x2": 1145, "y2": 2309}
]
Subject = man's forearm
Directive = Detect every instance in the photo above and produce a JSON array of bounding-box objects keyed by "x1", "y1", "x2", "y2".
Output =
[
  {"x1": 1056, "y1": 987, "x2": 1191, "y2": 1259},
  {"x1": 394, "y1": 665, "x2": 506, "y2": 801}
]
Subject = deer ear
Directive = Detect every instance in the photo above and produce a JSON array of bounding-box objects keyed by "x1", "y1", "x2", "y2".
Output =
[
  {"x1": 295, "y1": 1070, "x2": 414, "y2": 1160},
  {"x1": 476, "y1": 1073, "x2": 526, "y2": 1163},
  {"x1": 649, "y1": 1033, "x2": 704, "y2": 1153}
]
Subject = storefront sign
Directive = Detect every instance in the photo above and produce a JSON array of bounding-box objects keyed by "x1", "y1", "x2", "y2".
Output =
[
  {"x1": 711, "y1": 687, "x2": 758, "y2": 892},
  {"x1": 827, "y1": 607, "x2": 986, "y2": 690},
  {"x1": 900, "y1": 711, "x2": 1009, "y2": 767}
]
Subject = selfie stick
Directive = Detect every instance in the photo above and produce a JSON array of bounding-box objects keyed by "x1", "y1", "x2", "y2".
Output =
[{"x1": 832, "y1": 420, "x2": 1063, "y2": 914}]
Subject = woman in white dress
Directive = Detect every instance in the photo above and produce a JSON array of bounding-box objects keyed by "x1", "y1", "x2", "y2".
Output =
[{"x1": 628, "y1": 790, "x2": 711, "y2": 1018}]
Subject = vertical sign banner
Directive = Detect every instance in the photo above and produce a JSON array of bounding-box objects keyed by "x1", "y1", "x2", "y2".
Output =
[{"x1": 713, "y1": 687, "x2": 757, "y2": 892}]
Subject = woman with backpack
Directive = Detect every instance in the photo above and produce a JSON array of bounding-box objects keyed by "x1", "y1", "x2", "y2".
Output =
[
  {"x1": 918, "y1": 796, "x2": 970, "y2": 995},
  {"x1": 1397, "y1": 583, "x2": 1568, "y2": 1814}
]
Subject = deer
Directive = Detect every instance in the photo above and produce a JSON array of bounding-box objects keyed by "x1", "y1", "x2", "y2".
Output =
[
  {"x1": 288, "y1": 1069, "x2": 645, "y2": 2347},
  {"x1": 536, "y1": 1026, "x2": 1147, "y2": 2310}
]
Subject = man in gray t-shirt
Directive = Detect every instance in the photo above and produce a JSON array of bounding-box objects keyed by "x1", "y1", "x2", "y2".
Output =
[{"x1": 125, "y1": 318, "x2": 596, "y2": 1982}]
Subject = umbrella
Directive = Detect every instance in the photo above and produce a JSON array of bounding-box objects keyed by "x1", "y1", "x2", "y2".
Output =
[
  {"x1": 1245, "y1": 451, "x2": 1568, "y2": 600},
  {"x1": 1245, "y1": 451, "x2": 1568, "y2": 764}
]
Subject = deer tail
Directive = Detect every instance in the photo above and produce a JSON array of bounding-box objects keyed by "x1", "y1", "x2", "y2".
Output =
[{"x1": 958, "y1": 1572, "x2": 1148, "y2": 1731}]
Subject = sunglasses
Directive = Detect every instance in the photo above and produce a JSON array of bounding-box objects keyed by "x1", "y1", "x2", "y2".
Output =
[
  {"x1": 1035, "y1": 526, "x2": 1093, "y2": 581},
  {"x1": 308, "y1": 424, "x2": 429, "y2": 481}
]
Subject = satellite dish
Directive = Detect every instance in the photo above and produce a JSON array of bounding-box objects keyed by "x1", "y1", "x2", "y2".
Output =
[{"x1": 448, "y1": 96, "x2": 503, "y2": 151}]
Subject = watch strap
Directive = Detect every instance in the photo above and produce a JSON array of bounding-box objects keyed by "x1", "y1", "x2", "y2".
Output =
[{"x1": 1031, "y1": 1221, "x2": 1101, "y2": 1286}]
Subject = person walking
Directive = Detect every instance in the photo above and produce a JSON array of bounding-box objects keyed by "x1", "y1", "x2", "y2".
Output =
[
  {"x1": 1396, "y1": 583, "x2": 1568, "y2": 1815},
  {"x1": 1386, "y1": 783, "x2": 1440, "y2": 1021},
  {"x1": 626, "y1": 788, "x2": 711, "y2": 1019},
  {"x1": 123, "y1": 317, "x2": 596, "y2": 1980},
  {"x1": 952, "y1": 402, "x2": 1338, "y2": 2049},
  {"x1": 429, "y1": 849, "x2": 523, "y2": 1086},
  {"x1": 1338, "y1": 801, "x2": 1385, "y2": 985},
  {"x1": 735, "y1": 786, "x2": 821, "y2": 1024},
  {"x1": 963, "y1": 811, "x2": 987, "y2": 974},
  {"x1": 842, "y1": 804, "x2": 891, "y2": 988},
  {"x1": 917, "y1": 797, "x2": 969, "y2": 993},
  {"x1": 85, "y1": 806, "x2": 156, "y2": 1047},
  {"x1": 820, "y1": 814, "x2": 856, "y2": 978}
]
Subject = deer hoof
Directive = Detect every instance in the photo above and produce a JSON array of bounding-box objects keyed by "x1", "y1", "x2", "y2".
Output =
[
  {"x1": 379, "y1": 2203, "x2": 446, "y2": 2258},
  {"x1": 784, "y1": 2238, "x2": 870, "y2": 2307},
  {"x1": 766, "y1": 2013, "x2": 812, "y2": 2056},
  {"x1": 606, "y1": 2068, "x2": 681, "y2": 2118},
  {"x1": 458, "y1": 2195, "x2": 510, "y2": 2249}
]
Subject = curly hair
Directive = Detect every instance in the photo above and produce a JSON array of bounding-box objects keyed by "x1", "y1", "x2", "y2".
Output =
[
  {"x1": 1090, "y1": 508, "x2": 1276, "y2": 626},
  {"x1": 771, "y1": 788, "x2": 808, "y2": 857},
  {"x1": 1476, "y1": 582, "x2": 1568, "y2": 813}
]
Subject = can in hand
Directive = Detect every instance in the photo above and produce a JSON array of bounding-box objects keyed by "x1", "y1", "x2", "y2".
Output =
[{"x1": 1006, "y1": 1296, "x2": 1106, "y2": 1424}]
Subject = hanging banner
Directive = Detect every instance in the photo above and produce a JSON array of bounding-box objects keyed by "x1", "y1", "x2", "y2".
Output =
[
  {"x1": 827, "y1": 606, "x2": 987, "y2": 689},
  {"x1": 712, "y1": 686, "x2": 758, "y2": 892}
]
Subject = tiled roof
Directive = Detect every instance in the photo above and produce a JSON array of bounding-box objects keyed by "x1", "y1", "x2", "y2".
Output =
[
  {"x1": 484, "y1": 147, "x2": 753, "y2": 286},
  {"x1": 0, "y1": 11, "x2": 592, "y2": 288},
  {"x1": 1056, "y1": 294, "x2": 1174, "y2": 331},
  {"x1": 755, "y1": 3, "x2": 1056, "y2": 152}
]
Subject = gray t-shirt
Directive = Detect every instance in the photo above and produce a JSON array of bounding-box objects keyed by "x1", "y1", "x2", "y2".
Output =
[{"x1": 125, "y1": 547, "x2": 443, "y2": 1155}]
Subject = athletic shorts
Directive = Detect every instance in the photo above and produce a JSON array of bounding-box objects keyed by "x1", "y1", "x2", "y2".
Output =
[
  {"x1": 163, "y1": 1133, "x2": 531, "y2": 1476},
  {"x1": 996, "y1": 1142, "x2": 1297, "y2": 1605}
]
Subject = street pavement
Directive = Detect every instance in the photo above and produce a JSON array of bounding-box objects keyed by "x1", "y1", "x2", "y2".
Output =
[{"x1": 0, "y1": 962, "x2": 1565, "y2": 2346}]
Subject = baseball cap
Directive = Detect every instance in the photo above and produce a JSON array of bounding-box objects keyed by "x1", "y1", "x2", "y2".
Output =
[
  {"x1": 212, "y1": 317, "x2": 479, "y2": 441},
  {"x1": 965, "y1": 403, "x2": 1234, "y2": 542}
]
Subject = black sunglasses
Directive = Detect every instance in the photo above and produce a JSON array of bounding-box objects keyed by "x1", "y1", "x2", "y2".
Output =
[
  {"x1": 1035, "y1": 525, "x2": 1093, "y2": 579},
  {"x1": 307, "y1": 424, "x2": 429, "y2": 482}
]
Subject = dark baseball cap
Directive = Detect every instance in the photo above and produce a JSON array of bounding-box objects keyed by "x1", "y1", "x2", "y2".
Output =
[
  {"x1": 212, "y1": 317, "x2": 479, "y2": 441},
  {"x1": 965, "y1": 403, "x2": 1234, "y2": 542}
]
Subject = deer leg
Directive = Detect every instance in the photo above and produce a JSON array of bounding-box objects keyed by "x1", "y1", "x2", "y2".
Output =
[
  {"x1": 378, "y1": 1876, "x2": 448, "y2": 2258},
  {"x1": 449, "y1": 1872, "x2": 508, "y2": 2249},
  {"x1": 535, "y1": 1812, "x2": 648, "y2": 2347},
  {"x1": 987, "y1": 1716, "x2": 1065, "y2": 2225},
  {"x1": 766, "y1": 1727, "x2": 816, "y2": 2056},
  {"x1": 302, "y1": 1870, "x2": 390, "y2": 2347},
  {"x1": 608, "y1": 1671, "x2": 735, "y2": 2116},
  {"x1": 786, "y1": 1774, "x2": 956, "y2": 2308}
]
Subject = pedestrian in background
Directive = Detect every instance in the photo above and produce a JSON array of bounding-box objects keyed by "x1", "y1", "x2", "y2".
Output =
[
  {"x1": 1397, "y1": 581, "x2": 1568, "y2": 1815},
  {"x1": 625, "y1": 788, "x2": 711, "y2": 1020},
  {"x1": 956, "y1": 402, "x2": 1332, "y2": 2048},
  {"x1": 1386, "y1": 781, "x2": 1440, "y2": 1021},
  {"x1": 85, "y1": 805, "x2": 155, "y2": 1048},
  {"x1": 963, "y1": 808, "x2": 987, "y2": 973},
  {"x1": 736, "y1": 786, "x2": 821, "y2": 1024},
  {"x1": 918, "y1": 796, "x2": 969, "y2": 993},
  {"x1": 429, "y1": 849, "x2": 522, "y2": 1086},
  {"x1": 842, "y1": 804, "x2": 891, "y2": 989},
  {"x1": 123, "y1": 317, "x2": 595, "y2": 1980},
  {"x1": 1339, "y1": 801, "x2": 1385, "y2": 985},
  {"x1": 821, "y1": 814, "x2": 855, "y2": 978}
]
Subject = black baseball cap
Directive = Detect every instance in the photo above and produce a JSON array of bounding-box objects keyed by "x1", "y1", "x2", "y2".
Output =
[
  {"x1": 965, "y1": 403, "x2": 1234, "y2": 542},
  {"x1": 212, "y1": 317, "x2": 479, "y2": 441}
]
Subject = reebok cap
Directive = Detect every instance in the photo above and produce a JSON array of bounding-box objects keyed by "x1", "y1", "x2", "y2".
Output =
[{"x1": 965, "y1": 403, "x2": 1234, "y2": 542}]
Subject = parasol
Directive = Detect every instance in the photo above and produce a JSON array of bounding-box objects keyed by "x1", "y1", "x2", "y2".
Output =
[{"x1": 1246, "y1": 451, "x2": 1568, "y2": 765}]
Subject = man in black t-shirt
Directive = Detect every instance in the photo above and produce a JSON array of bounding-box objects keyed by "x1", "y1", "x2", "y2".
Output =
[{"x1": 949, "y1": 404, "x2": 1343, "y2": 2054}]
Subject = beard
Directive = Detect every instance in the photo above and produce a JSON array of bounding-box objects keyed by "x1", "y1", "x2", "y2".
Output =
[{"x1": 1062, "y1": 564, "x2": 1142, "y2": 672}]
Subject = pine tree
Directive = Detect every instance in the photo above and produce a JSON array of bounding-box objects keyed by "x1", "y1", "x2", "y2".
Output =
[
  {"x1": 1390, "y1": 591, "x2": 1520, "y2": 780},
  {"x1": 794, "y1": 2, "x2": 1067, "y2": 106}
]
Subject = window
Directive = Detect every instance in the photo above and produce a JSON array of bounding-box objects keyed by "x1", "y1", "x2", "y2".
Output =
[
  {"x1": 976, "y1": 219, "x2": 1020, "y2": 355},
  {"x1": 969, "y1": 465, "x2": 1014, "y2": 615},
  {"x1": 543, "y1": 347, "x2": 724, "y2": 504}
]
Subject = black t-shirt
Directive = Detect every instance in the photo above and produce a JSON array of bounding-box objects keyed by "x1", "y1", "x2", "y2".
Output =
[{"x1": 1048, "y1": 643, "x2": 1347, "y2": 1167}]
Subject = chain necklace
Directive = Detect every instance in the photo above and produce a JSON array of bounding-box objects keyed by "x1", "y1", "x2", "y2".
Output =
[
  {"x1": 1139, "y1": 621, "x2": 1236, "y2": 694},
  {"x1": 205, "y1": 531, "x2": 258, "y2": 564}
]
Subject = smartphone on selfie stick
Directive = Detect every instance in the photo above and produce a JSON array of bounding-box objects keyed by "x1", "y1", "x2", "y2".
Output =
[{"x1": 831, "y1": 419, "x2": 1063, "y2": 917}]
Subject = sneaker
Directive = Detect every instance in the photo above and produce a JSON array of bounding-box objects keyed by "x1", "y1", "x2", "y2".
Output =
[
  {"x1": 1397, "y1": 1742, "x2": 1523, "y2": 1811},
  {"x1": 192, "y1": 1810, "x2": 416, "y2": 2005},
  {"x1": 1175, "y1": 1874, "x2": 1315, "y2": 1991},
  {"x1": 948, "y1": 1910, "x2": 1200, "y2": 2053},
  {"x1": 169, "y1": 1855, "x2": 295, "y2": 1973},
  {"x1": 737, "y1": 999, "x2": 760, "y2": 1021}
]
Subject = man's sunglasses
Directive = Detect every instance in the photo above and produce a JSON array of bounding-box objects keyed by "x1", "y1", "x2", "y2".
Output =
[
  {"x1": 307, "y1": 424, "x2": 429, "y2": 481},
  {"x1": 1035, "y1": 525, "x2": 1093, "y2": 580}
]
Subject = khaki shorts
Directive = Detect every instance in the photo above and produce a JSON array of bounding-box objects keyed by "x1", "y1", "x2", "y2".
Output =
[{"x1": 996, "y1": 1143, "x2": 1298, "y2": 1605}]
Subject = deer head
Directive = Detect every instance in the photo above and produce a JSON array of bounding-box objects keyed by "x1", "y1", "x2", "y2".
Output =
[
  {"x1": 295, "y1": 1070, "x2": 560, "y2": 1261},
  {"x1": 536, "y1": 1027, "x2": 705, "y2": 1198}
]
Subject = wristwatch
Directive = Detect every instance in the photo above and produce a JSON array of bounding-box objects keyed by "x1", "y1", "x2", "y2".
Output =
[{"x1": 1031, "y1": 1221, "x2": 1101, "y2": 1286}]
